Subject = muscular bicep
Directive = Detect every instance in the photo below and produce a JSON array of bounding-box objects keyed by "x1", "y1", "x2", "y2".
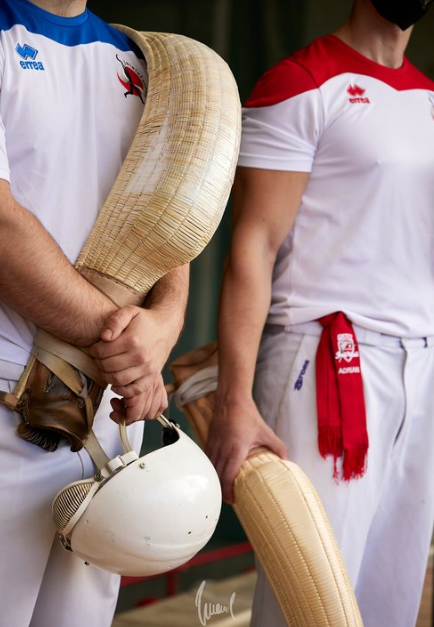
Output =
[{"x1": 230, "y1": 166, "x2": 309, "y2": 264}]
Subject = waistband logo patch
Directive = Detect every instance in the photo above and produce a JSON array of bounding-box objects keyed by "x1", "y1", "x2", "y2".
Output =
[{"x1": 335, "y1": 333, "x2": 358, "y2": 363}]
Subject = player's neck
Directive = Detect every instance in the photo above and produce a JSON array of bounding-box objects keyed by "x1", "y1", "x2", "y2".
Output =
[
  {"x1": 28, "y1": 0, "x2": 87, "y2": 17},
  {"x1": 334, "y1": 1, "x2": 412, "y2": 69}
]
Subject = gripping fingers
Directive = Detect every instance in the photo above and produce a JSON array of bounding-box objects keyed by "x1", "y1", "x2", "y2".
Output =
[
  {"x1": 111, "y1": 374, "x2": 156, "y2": 398},
  {"x1": 109, "y1": 378, "x2": 168, "y2": 423},
  {"x1": 100, "y1": 366, "x2": 153, "y2": 388},
  {"x1": 100, "y1": 305, "x2": 139, "y2": 342}
]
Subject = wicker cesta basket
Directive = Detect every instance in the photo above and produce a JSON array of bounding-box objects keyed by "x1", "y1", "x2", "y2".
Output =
[
  {"x1": 76, "y1": 26, "x2": 241, "y2": 306},
  {"x1": 47, "y1": 31, "x2": 240, "y2": 561},
  {"x1": 3, "y1": 28, "x2": 241, "y2": 455},
  {"x1": 169, "y1": 343, "x2": 365, "y2": 627}
]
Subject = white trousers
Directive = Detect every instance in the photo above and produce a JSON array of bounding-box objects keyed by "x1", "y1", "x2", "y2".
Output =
[
  {"x1": 0, "y1": 361, "x2": 144, "y2": 627},
  {"x1": 250, "y1": 324, "x2": 434, "y2": 627}
]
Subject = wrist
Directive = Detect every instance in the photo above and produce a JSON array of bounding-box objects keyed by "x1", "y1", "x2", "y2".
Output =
[
  {"x1": 71, "y1": 301, "x2": 118, "y2": 347},
  {"x1": 215, "y1": 384, "x2": 254, "y2": 411},
  {"x1": 147, "y1": 303, "x2": 185, "y2": 345}
]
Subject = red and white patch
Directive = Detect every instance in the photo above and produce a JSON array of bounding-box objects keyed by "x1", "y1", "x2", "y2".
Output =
[
  {"x1": 116, "y1": 55, "x2": 145, "y2": 101},
  {"x1": 335, "y1": 333, "x2": 359, "y2": 363}
]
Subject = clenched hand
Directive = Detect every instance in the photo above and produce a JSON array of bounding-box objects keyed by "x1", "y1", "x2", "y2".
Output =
[{"x1": 88, "y1": 305, "x2": 174, "y2": 423}]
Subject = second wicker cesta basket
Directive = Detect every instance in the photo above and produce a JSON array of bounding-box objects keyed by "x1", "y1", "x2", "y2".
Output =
[
  {"x1": 76, "y1": 26, "x2": 241, "y2": 306},
  {"x1": 168, "y1": 343, "x2": 365, "y2": 627}
]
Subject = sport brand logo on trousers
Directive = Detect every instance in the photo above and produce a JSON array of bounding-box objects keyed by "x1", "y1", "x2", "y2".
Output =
[
  {"x1": 294, "y1": 360, "x2": 310, "y2": 391},
  {"x1": 347, "y1": 84, "x2": 370, "y2": 104}
]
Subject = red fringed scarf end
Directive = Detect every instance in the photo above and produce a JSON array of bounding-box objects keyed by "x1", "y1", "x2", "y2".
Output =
[
  {"x1": 316, "y1": 312, "x2": 369, "y2": 481},
  {"x1": 342, "y1": 448, "x2": 368, "y2": 481}
]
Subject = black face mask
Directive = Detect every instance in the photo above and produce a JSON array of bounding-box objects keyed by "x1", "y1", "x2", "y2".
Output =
[{"x1": 371, "y1": 0, "x2": 434, "y2": 30}]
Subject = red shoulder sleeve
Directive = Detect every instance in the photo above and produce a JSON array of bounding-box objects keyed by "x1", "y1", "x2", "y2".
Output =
[{"x1": 244, "y1": 59, "x2": 317, "y2": 108}]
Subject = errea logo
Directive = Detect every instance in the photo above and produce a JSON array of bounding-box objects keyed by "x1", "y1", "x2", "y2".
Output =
[
  {"x1": 347, "y1": 84, "x2": 370, "y2": 104},
  {"x1": 16, "y1": 43, "x2": 45, "y2": 71}
]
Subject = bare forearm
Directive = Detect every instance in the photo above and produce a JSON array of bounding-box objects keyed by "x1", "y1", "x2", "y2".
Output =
[
  {"x1": 0, "y1": 184, "x2": 116, "y2": 345},
  {"x1": 217, "y1": 252, "x2": 273, "y2": 404},
  {"x1": 216, "y1": 168, "x2": 309, "y2": 406},
  {"x1": 210, "y1": 249, "x2": 284, "y2": 503},
  {"x1": 209, "y1": 168, "x2": 307, "y2": 498},
  {"x1": 143, "y1": 263, "x2": 190, "y2": 346}
]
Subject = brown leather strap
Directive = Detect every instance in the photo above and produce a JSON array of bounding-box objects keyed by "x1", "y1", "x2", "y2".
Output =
[
  {"x1": 34, "y1": 329, "x2": 106, "y2": 387},
  {"x1": 0, "y1": 355, "x2": 37, "y2": 409},
  {"x1": 83, "y1": 430, "x2": 110, "y2": 469}
]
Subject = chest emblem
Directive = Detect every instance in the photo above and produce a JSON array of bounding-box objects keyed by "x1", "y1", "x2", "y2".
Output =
[
  {"x1": 16, "y1": 43, "x2": 45, "y2": 71},
  {"x1": 116, "y1": 55, "x2": 146, "y2": 103},
  {"x1": 347, "y1": 84, "x2": 370, "y2": 104}
]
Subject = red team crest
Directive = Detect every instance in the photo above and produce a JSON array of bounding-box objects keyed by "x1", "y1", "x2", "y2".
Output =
[
  {"x1": 116, "y1": 55, "x2": 145, "y2": 103},
  {"x1": 335, "y1": 333, "x2": 358, "y2": 363},
  {"x1": 335, "y1": 332, "x2": 361, "y2": 374}
]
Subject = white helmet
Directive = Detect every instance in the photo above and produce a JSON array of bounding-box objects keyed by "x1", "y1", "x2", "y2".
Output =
[{"x1": 52, "y1": 417, "x2": 222, "y2": 576}]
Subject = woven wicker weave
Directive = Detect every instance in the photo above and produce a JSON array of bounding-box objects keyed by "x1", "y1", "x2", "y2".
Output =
[
  {"x1": 233, "y1": 453, "x2": 363, "y2": 627},
  {"x1": 76, "y1": 27, "x2": 241, "y2": 306},
  {"x1": 169, "y1": 343, "x2": 364, "y2": 627}
]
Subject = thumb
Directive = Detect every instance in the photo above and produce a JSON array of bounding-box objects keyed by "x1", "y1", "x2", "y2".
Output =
[
  {"x1": 266, "y1": 431, "x2": 289, "y2": 461},
  {"x1": 101, "y1": 305, "x2": 137, "y2": 341}
]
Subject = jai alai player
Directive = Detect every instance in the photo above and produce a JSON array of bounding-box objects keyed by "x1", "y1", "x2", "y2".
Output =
[
  {"x1": 0, "y1": 0, "x2": 189, "y2": 626},
  {"x1": 208, "y1": 1, "x2": 434, "y2": 627}
]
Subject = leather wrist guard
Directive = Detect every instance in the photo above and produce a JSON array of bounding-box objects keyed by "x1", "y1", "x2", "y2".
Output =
[{"x1": 0, "y1": 329, "x2": 106, "y2": 452}]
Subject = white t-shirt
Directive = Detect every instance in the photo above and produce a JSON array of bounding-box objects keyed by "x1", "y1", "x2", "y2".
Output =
[
  {"x1": 238, "y1": 35, "x2": 434, "y2": 338},
  {"x1": 0, "y1": 0, "x2": 147, "y2": 365}
]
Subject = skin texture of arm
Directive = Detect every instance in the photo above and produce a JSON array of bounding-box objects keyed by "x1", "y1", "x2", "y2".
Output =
[
  {"x1": 89, "y1": 263, "x2": 190, "y2": 423},
  {"x1": 206, "y1": 166, "x2": 309, "y2": 503},
  {"x1": 0, "y1": 179, "x2": 117, "y2": 346}
]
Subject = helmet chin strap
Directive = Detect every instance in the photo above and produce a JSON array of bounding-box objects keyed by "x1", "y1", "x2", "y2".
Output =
[
  {"x1": 82, "y1": 414, "x2": 176, "y2": 472},
  {"x1": 83, "y1": 430, "x2": 110, "y2": 470}
]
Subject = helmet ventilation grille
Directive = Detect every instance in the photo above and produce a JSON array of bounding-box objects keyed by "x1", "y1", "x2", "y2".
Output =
[{"x1": 52, "y1": 480, "x2": 95, "y2": 532}]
